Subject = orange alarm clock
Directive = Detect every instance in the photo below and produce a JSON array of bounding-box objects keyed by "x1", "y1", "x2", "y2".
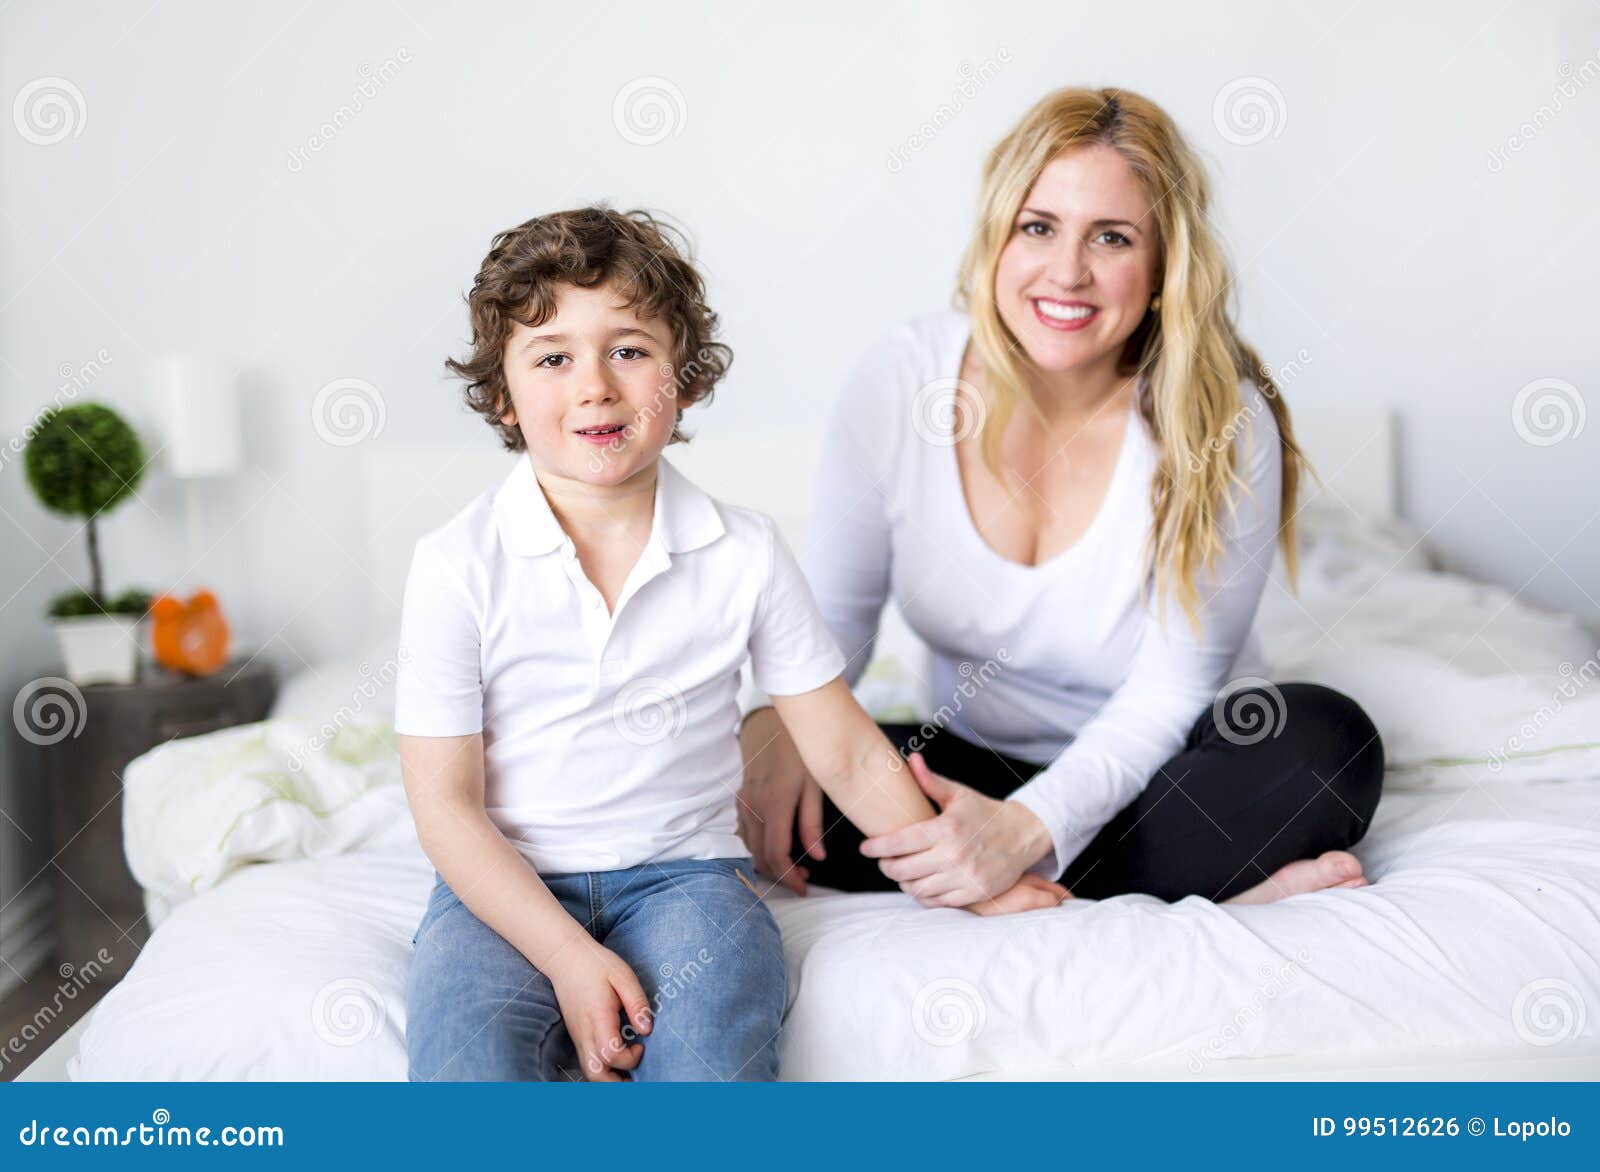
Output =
[{"x1": 149, "y1": 589, "x2": 231, "y2": 676}]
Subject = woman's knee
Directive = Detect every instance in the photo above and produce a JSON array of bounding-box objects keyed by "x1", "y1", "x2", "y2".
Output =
[{"x1": 1282, "y1": 682, "x2": 1385, "y2": 826}]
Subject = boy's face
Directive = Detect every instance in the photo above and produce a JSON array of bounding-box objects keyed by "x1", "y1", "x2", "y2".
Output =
[{"x1": 499, "y1": 282, "x2": 680, "y2": 489}]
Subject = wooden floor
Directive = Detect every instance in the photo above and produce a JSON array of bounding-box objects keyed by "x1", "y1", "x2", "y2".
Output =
[{"x1": 0, "y1": 955, "x2": 111, "y2": 1082}]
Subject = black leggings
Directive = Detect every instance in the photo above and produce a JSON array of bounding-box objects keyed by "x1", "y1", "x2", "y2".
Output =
[{"x1": 793, "y1": 682, "x2": 1385, "y2": 902}]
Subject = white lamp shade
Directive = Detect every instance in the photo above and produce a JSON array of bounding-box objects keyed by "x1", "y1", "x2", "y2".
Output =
[{"x1": 149, "y1": 354, "x2": 242, "y2": 478}]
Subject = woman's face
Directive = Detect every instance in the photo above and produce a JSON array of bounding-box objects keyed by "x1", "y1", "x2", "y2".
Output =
[{"x1": 993, "y1": 144, "x2": 1162, "y2": 380}]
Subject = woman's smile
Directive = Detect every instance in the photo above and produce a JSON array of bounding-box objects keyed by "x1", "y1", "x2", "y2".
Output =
[{"x1": 1031, "y1": 297, "x2": 1099, "y2": 331}]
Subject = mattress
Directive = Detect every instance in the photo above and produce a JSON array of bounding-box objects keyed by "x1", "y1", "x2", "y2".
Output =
[
  {"x1": 50, "y1": 501, "x2": 1600, "y2": 1080},
  {"x1": 59, "y1": 773, "x2": 1600, "y2": 1081}
]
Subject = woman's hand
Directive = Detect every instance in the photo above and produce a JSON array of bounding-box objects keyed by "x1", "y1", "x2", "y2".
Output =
[
  {"x1": 970, "y1": 871, "x2": 1072, "y2": 915},
  {"x1": 545, "y1": 941, "x2": 653, "y2": 1082},
  {"x1": 736, "y1": 706, "x2": 826, "y2": 895},
  {"x1": 859, "y1": 752, "x2": 1055, "y2": 909}
]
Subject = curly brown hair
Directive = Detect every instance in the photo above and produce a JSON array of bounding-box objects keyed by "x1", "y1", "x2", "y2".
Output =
[{"x1": 446, "y1": 206, "x2": 732, "y2": 452}]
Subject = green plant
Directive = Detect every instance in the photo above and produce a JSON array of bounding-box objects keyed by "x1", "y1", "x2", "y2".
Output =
[
  {"x1": 108, "y1": 587, "x2": 153, "y2": 616},
  {"x1": 47, "y1": 590, "x2": 103, "y2": 619},
  {"x1": 47, "y1": 586, "x2": 154, "y2": 620},
  {"x1": 24, "y1": 403, "x2": 146, "y2": 609}
]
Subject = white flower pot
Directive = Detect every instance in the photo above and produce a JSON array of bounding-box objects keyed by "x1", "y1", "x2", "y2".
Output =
[{"x1": 50, "y1": 614, "x2": 141, "y2": 685}]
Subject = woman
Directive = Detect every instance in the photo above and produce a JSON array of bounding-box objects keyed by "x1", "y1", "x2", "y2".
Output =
[{"x1": 736, "y1": 86, "x2": 1384, "y2": 907}]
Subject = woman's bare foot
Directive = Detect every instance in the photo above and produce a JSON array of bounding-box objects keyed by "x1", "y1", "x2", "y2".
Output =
[{"x1": 1223, "y1": 850, "x2": 1368, "y2": 906}]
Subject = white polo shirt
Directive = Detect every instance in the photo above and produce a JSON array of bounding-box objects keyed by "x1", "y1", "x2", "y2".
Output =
[{"x1": 393, "y1": 453, "x2": 846, "y2": 874}]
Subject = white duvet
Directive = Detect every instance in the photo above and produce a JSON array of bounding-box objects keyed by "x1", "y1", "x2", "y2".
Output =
[{"x1": 76, "y1": 502, "x2": 1600, "y2": 1080}]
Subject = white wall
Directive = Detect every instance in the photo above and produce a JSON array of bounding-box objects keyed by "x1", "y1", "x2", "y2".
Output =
[{"x1": 2, "y1": 0, "x2": 1597, "y2": 904}]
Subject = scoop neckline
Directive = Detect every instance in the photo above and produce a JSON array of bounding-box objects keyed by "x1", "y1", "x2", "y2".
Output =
[{"x1": 940, "y1": 320, "x2": 1142, "y2": 576}]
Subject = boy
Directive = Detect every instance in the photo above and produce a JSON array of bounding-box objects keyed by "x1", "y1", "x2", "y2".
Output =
[{"x1": 396, "y1": 207, "x2": 1065, "y2": 1083}]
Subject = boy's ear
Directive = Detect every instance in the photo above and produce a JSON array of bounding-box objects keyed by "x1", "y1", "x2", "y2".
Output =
[{"x1": 500, "y1": 405, "x2": 518, "y2": 427}]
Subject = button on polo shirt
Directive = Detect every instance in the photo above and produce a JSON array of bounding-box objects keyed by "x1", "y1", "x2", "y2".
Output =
[{"x1": 394, "y1": 454, "x2": 845, "y2": 874}]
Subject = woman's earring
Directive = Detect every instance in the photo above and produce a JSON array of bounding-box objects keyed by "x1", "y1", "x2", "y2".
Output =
[{"x1": 1149, "y1": 295, "x2": 1162, "y2": 312}]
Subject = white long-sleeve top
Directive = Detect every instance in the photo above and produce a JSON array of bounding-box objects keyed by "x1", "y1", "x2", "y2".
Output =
[{"x1": 745, "y1": 310, "x2": 1280, "y2": 880}]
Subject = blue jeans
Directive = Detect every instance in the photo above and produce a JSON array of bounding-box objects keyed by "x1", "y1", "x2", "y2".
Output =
[{"x1": 405, "y1": 856, "x2": 785, "y2": 1082}]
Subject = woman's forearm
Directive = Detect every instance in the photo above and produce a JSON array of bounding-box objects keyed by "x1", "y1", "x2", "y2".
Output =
[{"x1": 415, "y1": 798, "x2": 592, "y2": 975}]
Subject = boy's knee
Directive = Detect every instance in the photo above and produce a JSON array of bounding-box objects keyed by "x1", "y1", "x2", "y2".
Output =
[
  {"x1": 406, "y1": 911, "x2": 570, "y2": 1082},
  {"x1": 408, "y1": 1014, "x2": 568, "y2": 1082},
  {"x1": 635, "y1": 992, "x2": 783, "y2": 1082},
  {"x1": 632, "y1": 880, "x2": 785, "y2": 1082}
]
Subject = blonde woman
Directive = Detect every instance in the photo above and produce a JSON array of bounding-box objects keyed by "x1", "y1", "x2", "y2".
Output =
[{"x1": 737, "y1": 86, "x2": 1383, "y2": 907}]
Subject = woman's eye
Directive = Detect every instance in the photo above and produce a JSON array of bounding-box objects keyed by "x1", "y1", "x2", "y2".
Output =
[
  {"x1": 1020, "y1": 220, "x2": 1052, "y2": 238},
  {"x1": 536, "y1": 354, "x2": 569, "y2": 369},
  {"x1": 612, "y1": 346, "x2": 646, "y2": 360},
  {"x1": 1095, "y1": 230, "x2": 1132, "y2": 247}
]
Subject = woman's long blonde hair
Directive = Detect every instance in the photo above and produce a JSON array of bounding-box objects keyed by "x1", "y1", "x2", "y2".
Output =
[{"x1": 956, "y1": 86, "x2": 1309, "y2": 635}]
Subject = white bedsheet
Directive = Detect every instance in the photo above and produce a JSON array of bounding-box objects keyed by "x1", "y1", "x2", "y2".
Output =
[
  {"x1": 73, "y1": 776, "x2": 1600, "y2": 1080},
  {"x1": 74, "y1": 501, "x2": 1600, "y2": 1080}
]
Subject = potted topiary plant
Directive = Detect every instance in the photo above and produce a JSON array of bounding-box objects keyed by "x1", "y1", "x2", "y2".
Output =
[{"x1": 25, "y1": 403, "x2": 152, "y2": 685}]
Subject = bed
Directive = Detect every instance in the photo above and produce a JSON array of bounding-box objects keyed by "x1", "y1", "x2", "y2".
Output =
[{"x1": 20, "y1": 407, "x2": 1600, "y2": 1081}]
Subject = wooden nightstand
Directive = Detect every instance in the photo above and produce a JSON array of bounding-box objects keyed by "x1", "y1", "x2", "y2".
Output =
[{"x1": 42, "y1": 658, "x2": 277, "y2": 985}]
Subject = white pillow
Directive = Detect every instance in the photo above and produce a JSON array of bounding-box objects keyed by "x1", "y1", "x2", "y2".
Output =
[{"x1": 269, "y1": 634, "x2": 404, "y2": 724}]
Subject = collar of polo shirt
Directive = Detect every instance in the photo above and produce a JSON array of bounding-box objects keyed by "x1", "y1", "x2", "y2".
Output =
[{"x1": 492, "y1": 454, "x2": 726, "y2": 558}]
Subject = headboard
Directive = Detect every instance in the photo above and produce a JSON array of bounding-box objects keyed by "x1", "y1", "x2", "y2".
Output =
[{"x1": 362, "y1": 404, "x2": 1394, "y2": 634}]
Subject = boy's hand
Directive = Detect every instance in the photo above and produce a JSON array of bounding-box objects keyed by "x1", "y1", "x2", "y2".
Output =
[
  {"x1": 967, "y1": 872, "x2": 1072, "y2": 916},
  {"x1": 545, "y1": 942, "x2": 654, "y2": 1081}
]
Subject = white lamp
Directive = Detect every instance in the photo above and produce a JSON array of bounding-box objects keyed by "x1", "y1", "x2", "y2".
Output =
[{"x1": 148, "y1": 354, "x2": 242, "y2": 572}]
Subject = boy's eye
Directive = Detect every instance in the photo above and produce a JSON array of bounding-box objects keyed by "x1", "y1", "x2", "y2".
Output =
[
  {"x1": 536, "y1": 354, "x2": 570, "y2": 369},
  {"x1": 612, "y1": 346, "x2": 646, "y2": 360}
]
